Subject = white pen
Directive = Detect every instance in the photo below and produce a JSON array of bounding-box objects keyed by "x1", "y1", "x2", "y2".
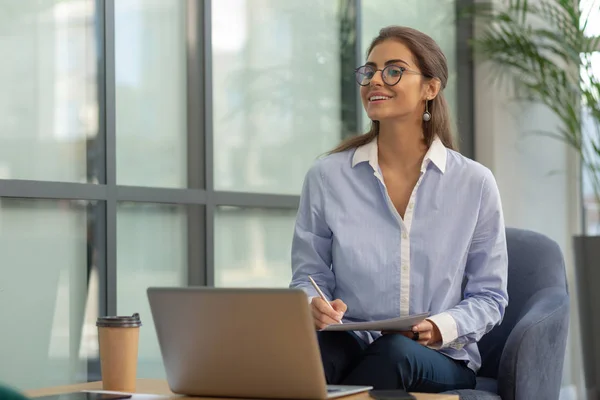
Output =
[{"x1": 308, "y1": 275, "x2": 343, "y2": 324}]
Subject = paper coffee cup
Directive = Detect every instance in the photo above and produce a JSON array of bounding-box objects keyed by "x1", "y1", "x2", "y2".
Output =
[{"x1": 97, "y1": 313, "x2": 142, "y2": 392}]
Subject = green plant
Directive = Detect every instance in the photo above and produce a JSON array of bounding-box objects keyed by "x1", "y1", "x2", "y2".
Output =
[{"x1": 465, "y1": 0, "x2": 600, "y2": 206}]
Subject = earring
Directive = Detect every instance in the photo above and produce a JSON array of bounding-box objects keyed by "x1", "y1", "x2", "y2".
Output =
[{"x1": 423, "y1": 99, "x2": 431, "y2": 122}]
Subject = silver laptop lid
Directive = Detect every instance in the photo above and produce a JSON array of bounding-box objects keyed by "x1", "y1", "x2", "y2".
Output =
[{"x1": 147, "y1": 287, "x2": 330, "y2": 399}]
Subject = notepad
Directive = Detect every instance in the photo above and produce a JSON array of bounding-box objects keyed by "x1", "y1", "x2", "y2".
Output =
[{"x1": 322, "y1": 312, "x2": 430, "y2": 331}]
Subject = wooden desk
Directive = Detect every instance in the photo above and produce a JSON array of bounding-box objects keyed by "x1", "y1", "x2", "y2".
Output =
[{"x1": 25, "y1": 379, "x2": 458, "y2": 400}]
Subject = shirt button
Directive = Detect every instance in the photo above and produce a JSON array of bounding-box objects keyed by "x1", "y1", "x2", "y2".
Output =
[
  {"x1": 402, "y1": 264, "x2": 408, "y2": 271},
  {"x1": 408, "y1": 203, "x2": 414, "y2": 210},
  {"x1": 402, "y1": 231, "x2": 408, "y2": 239}
]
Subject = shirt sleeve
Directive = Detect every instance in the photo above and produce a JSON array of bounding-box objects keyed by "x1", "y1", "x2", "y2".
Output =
[
  {"x1": 289, "y1": 161, "x2": 335, "y2": 301},
  {"x1": 427, "y1": 169, "x2": 509, "y2": 349}
]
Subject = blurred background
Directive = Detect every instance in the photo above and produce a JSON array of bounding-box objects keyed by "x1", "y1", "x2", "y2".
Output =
[{"x1": 0, "y1": 0, "x2": 597, "y2": 399}]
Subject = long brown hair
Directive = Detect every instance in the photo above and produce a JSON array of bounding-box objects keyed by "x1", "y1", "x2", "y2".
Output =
[{"x1": 330, "y1": 26, "x2": 456, "y2": 154}]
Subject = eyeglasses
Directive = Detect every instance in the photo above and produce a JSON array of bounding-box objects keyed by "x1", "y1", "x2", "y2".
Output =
[{"x1": 354, "y1": 64, "x2": 422, "y2": 86}]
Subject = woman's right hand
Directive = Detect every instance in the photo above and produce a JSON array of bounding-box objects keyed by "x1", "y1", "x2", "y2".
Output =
[{"x1": 311, "y1": 297, "x2": 347, "y2": 330}]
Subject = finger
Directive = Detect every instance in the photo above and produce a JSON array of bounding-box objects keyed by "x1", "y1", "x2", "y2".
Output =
[
  {"x1": 331, "y1": 299, "x2": 348, "y2": 313},
  {"x1": 412, "y1": 320, "x2": 432, "y2": 332},
  {"x1": 326, "y1": 305, "x2": 345, "y2": 321},
  {"x1": 417, "y1": 332, "x2": 432, "y2": 344},
  {"x1": 312, "y1": 298, "x2": 333, "y2": 314},
  {"x1": 311, "y1": 307, "x2": 341, "y2": 326},
  {"x1": 417, "y1": 331, "x2": 432, "y2": 345},
  {"x1": 315, "y1": 322, "x2": 327, "y2": 330},
  {"x1": 411, "y1": 328, "x2": 431, "y2": 343},
  {"x1": 313, "y1": 299, "x2": 343, "y2": 321},
  {"x1": 315, "y1": 320, "x2": 328, "y2": 330},
  {"x1": 311, "y1": 313, "x2": 330, "y2": 331},
  {"x1": 319, "y1": 313, "x2": 341, "y2": 326},
  {"x1": 311, "y1": 306, "x2": 333, "y2": 324}
]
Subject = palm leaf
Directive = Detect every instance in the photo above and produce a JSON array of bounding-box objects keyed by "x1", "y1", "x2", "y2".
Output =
[{"x1": 465, "y1": 0, "x2": 600, "y2": 204}]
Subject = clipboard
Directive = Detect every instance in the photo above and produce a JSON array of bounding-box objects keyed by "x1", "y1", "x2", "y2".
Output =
[{"x1": 322, "y1": 312, "x2": 430, "y2": 331}]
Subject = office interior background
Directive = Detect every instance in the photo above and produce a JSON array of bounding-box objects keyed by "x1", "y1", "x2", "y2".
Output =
[{"x1": 0, "y1": 0, "x2": 598, "y2": 398}]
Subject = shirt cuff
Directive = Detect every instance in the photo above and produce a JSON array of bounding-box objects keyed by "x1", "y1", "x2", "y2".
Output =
[{"x1": 426, "y1": 312, "x2": 459, "y2": 349}]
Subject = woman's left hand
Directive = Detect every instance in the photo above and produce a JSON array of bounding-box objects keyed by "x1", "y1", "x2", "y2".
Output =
[{"x1": 383, "y1": 319, "x2": 442, "y2": 346}]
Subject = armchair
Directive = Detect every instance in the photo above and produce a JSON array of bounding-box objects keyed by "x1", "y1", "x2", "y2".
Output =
[{"x1": 444, "y1": 228, "x2": 570, "y2": 400}]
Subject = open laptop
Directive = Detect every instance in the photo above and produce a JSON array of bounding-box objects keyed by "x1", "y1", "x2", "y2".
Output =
[{"x1": 147, "y1": 287, "x2": 372, "y2": 399}]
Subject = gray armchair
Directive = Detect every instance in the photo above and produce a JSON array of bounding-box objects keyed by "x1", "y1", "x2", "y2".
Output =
[{"x1": 444, "y1": 228, "x2": 570, "y2": 400}]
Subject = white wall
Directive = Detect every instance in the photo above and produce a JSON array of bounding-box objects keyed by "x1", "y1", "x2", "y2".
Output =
[{"x1": 474, "y1": 43, "x2": 585, "y2": 400}]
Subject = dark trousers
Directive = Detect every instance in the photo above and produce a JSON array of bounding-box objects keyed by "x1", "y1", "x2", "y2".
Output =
[{"x1": 317, "y1": 331, "x2": 476, "y2": 393}]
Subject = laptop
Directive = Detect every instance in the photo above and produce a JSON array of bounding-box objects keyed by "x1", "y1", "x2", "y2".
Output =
[{"x1": 147, "y1": 287, "x2": 373, "y2": 399}]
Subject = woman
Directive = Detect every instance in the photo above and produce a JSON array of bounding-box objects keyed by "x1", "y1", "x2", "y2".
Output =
[{"x1": 289, "y1": 26, "x2": 508, "y2": 393}]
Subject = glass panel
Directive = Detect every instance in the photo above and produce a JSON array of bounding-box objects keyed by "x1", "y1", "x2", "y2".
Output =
[
  {"x1": 212, "y1": 0, "x2": 344, "y2": 195},
  {"x1": 215, "y1": 207, "x2": 296, "y2": 288},
  {"x1": 582, "y1": 52, "x2": 600, "y2": 234},
  {"x1": 360, "y1": 0, "x2": 457, "y2": 129},
  {"x1": 115, "y1": 0, "x2": 187, "y2": 188},
  {"x1": 0, "y1": 0, "x2": 100, "y2": 183},
  {"x1": 0, "y1": 199, "x2": 102, "y2": 390},
  {"x1": 117, "y1": 202, "x2": 188, "y2": 378},
  {"x1": 581, "y1": 0, "x2": 600, "y2": 38}
]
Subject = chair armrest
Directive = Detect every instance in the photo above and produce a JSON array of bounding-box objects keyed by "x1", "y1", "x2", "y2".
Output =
[{"x1": 498, "y1": 287, "x2": 570, "y2": 400}]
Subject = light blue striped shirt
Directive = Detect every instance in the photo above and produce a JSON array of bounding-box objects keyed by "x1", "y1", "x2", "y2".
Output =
[{"x1": 289, "y1": 136, "x2": 509, "y2": 372}]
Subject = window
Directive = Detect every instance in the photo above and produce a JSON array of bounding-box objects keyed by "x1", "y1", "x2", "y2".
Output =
[
  {"x1": 0, "y1": 198, "x2": 101, "y2": 389},
  {"x1": 212, "y1": 0, "x2": 347, "y2": 195},
  {"x1": 116, "y1": 202, "x2": 189, "y2": 378},
  {"x1": 581, "y1": 0, "x2": 600, "y2": 39},
  {"x1": 214, "y1": 207, "x2": 296, "y2": 288},
  {"x1": 580, "y1": 0, "x2": 600, "y2": 233},
  {"x1": 581, "y1": 52, "x2": 600, "y2": 234},
  {"x1": 115, "y1": 0, "x2": 188, "y2": 188},
  {"x1": 0, "y1": 0, "x2": 99, "y2": 183}
]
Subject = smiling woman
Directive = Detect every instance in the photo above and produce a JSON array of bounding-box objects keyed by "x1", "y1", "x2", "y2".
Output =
[{"x1": 290, "y1": 25, "x2": 508, "y2": 393}]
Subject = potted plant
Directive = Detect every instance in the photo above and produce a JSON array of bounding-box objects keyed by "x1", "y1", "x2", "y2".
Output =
[{"x1": 464, "y1": 0, "x2": 600, "y2": 396}]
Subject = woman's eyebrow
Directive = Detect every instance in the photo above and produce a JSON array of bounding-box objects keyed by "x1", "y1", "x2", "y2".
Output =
[{"x1": 365, "y1": 59, "x2": 410, "y2": 67}]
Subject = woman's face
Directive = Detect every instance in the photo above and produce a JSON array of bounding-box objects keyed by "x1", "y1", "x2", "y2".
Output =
[{"x1": 359, "y1": 40, "x2": 430, "y2": 123}]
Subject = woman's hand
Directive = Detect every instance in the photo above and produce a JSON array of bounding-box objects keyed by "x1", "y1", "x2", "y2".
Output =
[
  {"x1": 383, "y1": 319, "x2": 442, "y2": 346},
  {"x1": 310, "y1": 297, "x2": 347, "y2": 330}
]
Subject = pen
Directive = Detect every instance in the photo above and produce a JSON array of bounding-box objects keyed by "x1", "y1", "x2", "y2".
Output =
[{"x1": 308, "y1": 275, "x2": 343, "y2": 324}]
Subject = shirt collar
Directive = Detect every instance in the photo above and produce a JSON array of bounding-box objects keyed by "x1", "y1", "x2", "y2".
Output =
[
  {"x1": 351, "y1": 137, "x2": 379, "y2": 171},
  {"x1": 351, "y1": 135, "x2": 447, "y2": 174}
]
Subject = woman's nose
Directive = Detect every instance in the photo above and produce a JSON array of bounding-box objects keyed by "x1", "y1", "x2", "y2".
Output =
[{"x1": 369, "y1": 70, "x2": 384, "y2": 86}]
